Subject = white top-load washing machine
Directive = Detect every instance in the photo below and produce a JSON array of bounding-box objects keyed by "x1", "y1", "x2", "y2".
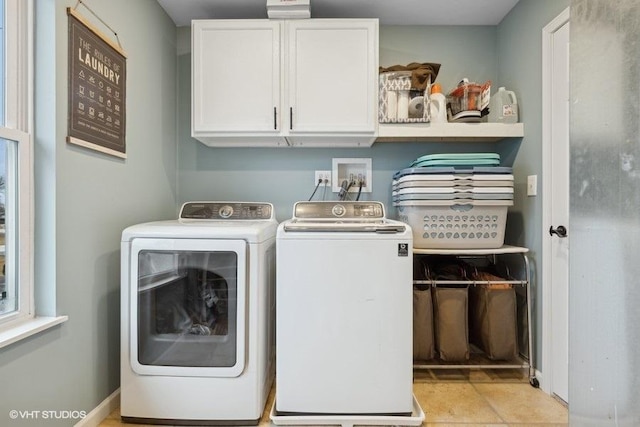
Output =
[
  {"x1": 274, "y1": 201, "x2": 415, "y2": 417},
  {"x1": 121, "y1": 202, "x2": 277, "y2": 425}
]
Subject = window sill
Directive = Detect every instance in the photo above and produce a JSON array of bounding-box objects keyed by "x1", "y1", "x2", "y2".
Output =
[{"x1": 0, "y1": 315, "x2": 68, "y2": 349}]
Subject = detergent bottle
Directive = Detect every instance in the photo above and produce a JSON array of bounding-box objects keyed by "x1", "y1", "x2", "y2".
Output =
[
  {"x1": 488, "y1": 87, "x2": 518, "y2": 123},
  {"x1": 429, "y1": 83, "x2": 447, "y2": 124}
]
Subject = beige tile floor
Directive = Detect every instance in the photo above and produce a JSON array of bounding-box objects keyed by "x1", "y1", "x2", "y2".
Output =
[{"x1": 101, "y1": 368, "x2": 568, "y2": 427}]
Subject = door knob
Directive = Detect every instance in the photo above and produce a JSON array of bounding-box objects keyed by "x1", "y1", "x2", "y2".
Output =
[{"x1": 549, "y1": 225, "x2": 567, "y2": 238}]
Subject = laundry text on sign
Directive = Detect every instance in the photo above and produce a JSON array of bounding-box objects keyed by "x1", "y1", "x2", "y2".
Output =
[{"x1": 77, "y1": 36, "x2": 120, "y2": 84}]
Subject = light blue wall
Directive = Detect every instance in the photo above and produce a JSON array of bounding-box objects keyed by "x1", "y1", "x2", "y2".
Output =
[
  {"x1": 0, "y1": 0, "x2": 177, "y2": 424},
  {"x1": 380, "y1": 26, "x2": 496, "y2": 93},
  {"x1": 178, "y1": 1, "x2": 568, "y2": 374},
  {"x1": 177, "y1": 25, "x2": 501, "y2": 221},
  {"x1": 0, "y1": 2, "x2": 572, "y2": 421},
  {"x1": 497, "y1": 0, "x2": 569, "y2": 370}
]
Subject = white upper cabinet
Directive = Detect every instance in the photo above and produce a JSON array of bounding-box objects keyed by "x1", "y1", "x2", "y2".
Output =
[
  {"x1": 285, "y1": 19, "x2": 378, "y2": 146},
  {"x1": 191, "y1": 19, "x2": 379, "y2": 147},
  {"x1": 192, "y1": 20, "x2": 285, "y2": 146}
]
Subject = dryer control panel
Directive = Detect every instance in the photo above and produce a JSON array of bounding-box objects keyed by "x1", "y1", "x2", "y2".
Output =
[{"x1": 180, "y1": 202, "x2": 273, "y2": 220}]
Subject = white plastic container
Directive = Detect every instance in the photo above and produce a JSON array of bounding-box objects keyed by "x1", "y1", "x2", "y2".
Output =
[
  {"x1": 429, "y1": 83, "x2": 447, "y2": 124},
  {"x1": 488, "y1": 87, "x2": 518, "y2": 123}
]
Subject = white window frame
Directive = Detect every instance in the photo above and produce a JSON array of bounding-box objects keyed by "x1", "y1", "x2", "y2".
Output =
[
  {"x1": 0, "y1": 0, "x2": 34, "y2": 327},
  {"x1": 0, "y1": 0, "x2": 66, "y2": 345}
]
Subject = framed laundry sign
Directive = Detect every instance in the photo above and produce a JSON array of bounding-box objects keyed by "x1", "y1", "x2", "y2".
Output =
[{"x1": 67, "y1": 7, "x2": 127, "y2": 158}]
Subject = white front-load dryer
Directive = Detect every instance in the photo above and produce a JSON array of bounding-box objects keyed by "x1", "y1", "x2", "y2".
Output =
[{"x1": 120, "y1": 202, "x2": 277, "y2": 425}]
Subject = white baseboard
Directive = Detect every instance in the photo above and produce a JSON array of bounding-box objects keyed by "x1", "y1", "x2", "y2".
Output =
[{"x1": 75, "y1": 388, "x2": 120, "y2": 427}]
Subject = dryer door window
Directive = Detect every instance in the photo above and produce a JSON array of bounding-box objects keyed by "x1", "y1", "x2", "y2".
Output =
[{"x1": 130, "y1": 238, "x2": 247, "y2": 377}]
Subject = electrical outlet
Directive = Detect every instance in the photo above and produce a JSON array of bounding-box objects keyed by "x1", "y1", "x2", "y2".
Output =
[{"x1": 314, "y1": 170, "x2": 331, "y2": 186}]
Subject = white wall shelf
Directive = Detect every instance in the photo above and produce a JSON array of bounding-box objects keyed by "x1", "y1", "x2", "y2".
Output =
[{"x1": 376, "y1": 122, "x2": 524, "y2": 142}]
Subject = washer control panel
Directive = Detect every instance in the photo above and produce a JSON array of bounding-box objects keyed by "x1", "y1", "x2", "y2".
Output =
[
  {"x1": 180, "y1": 202, "x2": 273, "y2": 220},
  {"x1": 293, "y1": 201, "x2": 385, "y2": 220}
]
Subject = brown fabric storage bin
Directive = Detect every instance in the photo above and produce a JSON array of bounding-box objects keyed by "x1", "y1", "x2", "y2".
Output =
[
  {"x1": 433, "y1": 286, "x2": 469, "y2": 361},
  {"x1": 469, "y1": 285, "x2": 518, "y2": 360},
  {"x1": 516, "y1": 285, "x2": 529, "y2": 358},
  {"x1": 413, "y1": 286, "x2": 435, "y2": 361}
]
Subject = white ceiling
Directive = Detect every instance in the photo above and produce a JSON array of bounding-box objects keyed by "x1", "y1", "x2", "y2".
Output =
[{"x1": 157, "y1": 0, "x2": 520, "y2": 27}]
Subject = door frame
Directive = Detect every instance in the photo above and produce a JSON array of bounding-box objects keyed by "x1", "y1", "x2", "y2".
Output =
[{"x1": 541, "y1": 6, "x2": 570, "y2": 395}]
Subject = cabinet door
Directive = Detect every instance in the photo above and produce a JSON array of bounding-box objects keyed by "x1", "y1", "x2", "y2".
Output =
[
  {"x1": 286, "y1": 19, "x2": 378, "y2": 135},
  {"x1": 192, "y1": 20, "x2": 281, "y2": 135}
]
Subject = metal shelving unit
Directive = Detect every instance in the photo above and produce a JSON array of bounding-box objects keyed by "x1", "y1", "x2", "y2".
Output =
[{"x1": 412, "y1": 245, "x2": 538, "y2": 387}]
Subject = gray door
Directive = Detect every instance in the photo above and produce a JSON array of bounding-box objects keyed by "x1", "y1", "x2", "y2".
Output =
[{"x1": 570, "y1": 1, "x2": 640, "y2": 425}]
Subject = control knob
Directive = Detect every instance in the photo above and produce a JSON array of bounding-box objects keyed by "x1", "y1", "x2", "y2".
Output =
[{"x1": 219, "y1": 205, "x2": 234, "y2": 219}]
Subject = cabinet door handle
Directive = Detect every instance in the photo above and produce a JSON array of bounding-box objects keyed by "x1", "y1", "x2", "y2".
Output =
[
  {"x1": 289, "y1": 107, "x2": 293, "y2": 130},
  {"x1": 274, "y1": 107, "x2": 277, "y2": 130}
]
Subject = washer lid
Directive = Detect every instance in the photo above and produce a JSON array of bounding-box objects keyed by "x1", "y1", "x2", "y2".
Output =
[{"x1": 282, "y1": 221, "x2": 406, "y2": 233}]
